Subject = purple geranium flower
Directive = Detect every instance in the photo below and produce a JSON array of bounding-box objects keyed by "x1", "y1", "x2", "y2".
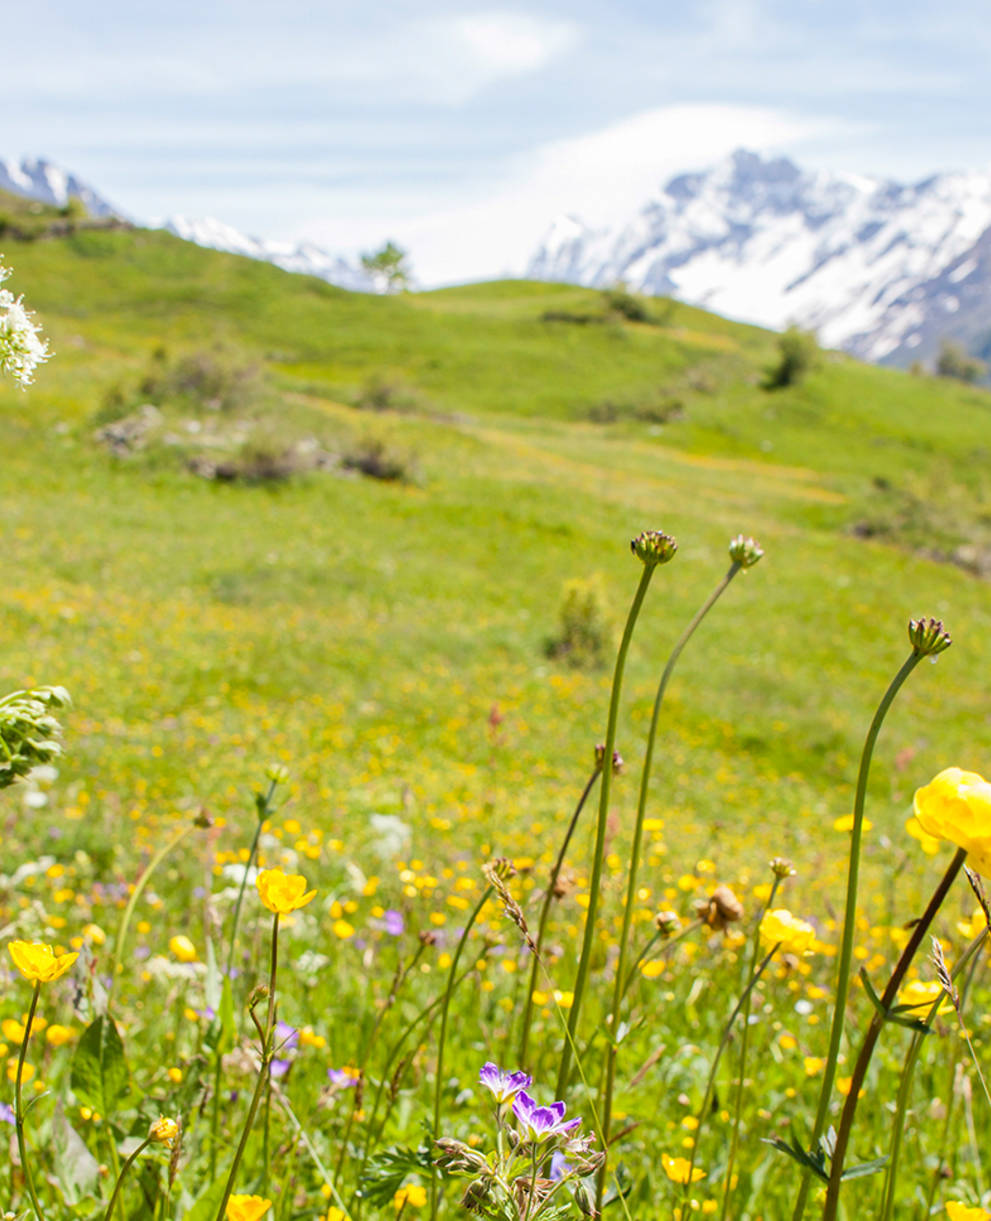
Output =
[
  {"x1": 0, "y1": 1102, "x2": 14, "y2": 1126},
  {"x1": 479, "y1": 1061, "x2": 532, "y2": 1104},
  {"x1": 327, "y1": 1067, "x2": 359, "y2": 1088},
  {"x1": 275, "y1": 1021, "x2": 299, "y2": 1053},
  {"x1": 512, "y1": 1090, "x2": 581, "y2": 1141}
]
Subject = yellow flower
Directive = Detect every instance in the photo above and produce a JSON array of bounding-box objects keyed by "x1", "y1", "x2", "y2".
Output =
[
  {"x1": 226, "y1": 1196, "x2": 272, "y2": 1221},
  {"x1": 906, "y1": 815, "x2": 942, "y2": 856},
  {"x1": 255, "y1": 868, "x2": 317, "y2": 915},
  {"x1": 833, "y1": 814, "x2": 872, "y2": 832},
  {"x1": 898, "y1": 979, "x2": 952, "y2": 1014},
  {"x1": 946, "y1": 1204, "x2": 991, "y2": 1220},
  {"x1": 803, "y1": 1057, "x2": 825, "y2": 1076},
  {"x1": 45, "y1": 1024, "x2": 77, "y2": 1047},
  {"x1": 759, "y1": 910, "x2": 816, "y2": 957},
  {"x1": 393, "y1": 1184, "x2": 428, "y2": 1210},
  {"x1": 149, "y1": 1116, "x2": 180, "y2": 1144},
  {"x1": 662, "y1": 1154, "x2": 705, "y2": 1184},
  {"x1": 8, "y1": 941, "x2": 79, "y2": 983},
  {"x1": 169, "y1": 935, "x2": 198, "y2": 963},
  {"x1": 913, "y1": 768, "x2": 991, "y2": 875},
  {"x1": 326, "y1": 1209, "x2": 349, "y2": 1221}
]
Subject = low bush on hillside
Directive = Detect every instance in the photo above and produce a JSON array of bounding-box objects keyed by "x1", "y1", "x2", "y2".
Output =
[
  {"x1": 544, "y1": 575, "x2": 613, "y2": 668},
  {"x1": 765, "y1": 325, "x2": 819, "y2": 388}
]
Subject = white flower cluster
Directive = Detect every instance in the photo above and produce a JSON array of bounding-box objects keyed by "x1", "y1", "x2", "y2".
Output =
[{"x1": 0, "y1": 259, "x2": 50, "y2": 387}]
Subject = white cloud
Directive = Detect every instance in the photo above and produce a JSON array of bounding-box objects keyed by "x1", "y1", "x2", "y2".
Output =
[
  {"x1": 442, "y1": 12, "x2": 579, "y2": 76},
  {"x1": 296, "y1": 102, "x2": 851, "y2": 284}
]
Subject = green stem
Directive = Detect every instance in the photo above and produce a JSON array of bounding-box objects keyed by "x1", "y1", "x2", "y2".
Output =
[
  {"x1": 601, "y1": 564, "x2": 741, "y2": 1186},
  {"x1": 107, "y1": 822, "x2": 197, "y2": 1007},
  {"x1": 519, "y1": 765, "x2": 601, "y2": 1070},
  {"x1": 14, "y1": 982, "x2": 45, "y2": 1221},
  {"x1": 822, "y1": 847, "x2": 967, "y2": 1220},
  {"x1": 556, "y1": 563, "x2": 656, "y2": 1098},
  {"x1": 215, "y1": 911, "x2": 280, "y2": 1221},
  {"x1": 210, "y1": 778, "x2": 276, "y2": 1179},
  {"x1": 792, "y1": 648, "x2": 923, "y2": 1221},
  {"x1": 879, "y1": 930, "x2": 986, "y2": 1221},
  {"x1": 720, "y1": 876, "x2": 783, "y2": 1221},
  {"x1": 102, "y1": 1136, "x2": 153, "y2": 1221},
  {"x1": 430, "y1": 885, "x2": 494, "y2": 1221},
  {"x1": 683, "y1": 946, "x2": 779, "y2": 1195}
]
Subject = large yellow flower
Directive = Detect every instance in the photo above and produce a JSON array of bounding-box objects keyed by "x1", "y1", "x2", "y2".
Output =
[
  {"x1": 913, "y1": 768, "x2": 991, "y2": 876},
  {"x1": 8, "y1": 941, "x2": 78, "y2": 983},
  {"x1": 945, "y1": 1203, "x2": 990, "y2": 1220},
  {"x1": 661, "y1": 1154, "x2": 705, "y2": 1184},
  {"x1": 759, "y1": 909, "x2": 816, "y2": 957},
  {"x1": 226, "y1": 1196, "x2": 272, "y2": 1221},
  {"x1": 255, "y1": 868, "x2": 317, "y2": 915}
]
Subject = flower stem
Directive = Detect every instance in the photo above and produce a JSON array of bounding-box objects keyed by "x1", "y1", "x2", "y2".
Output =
[
  {"x1": 556, "y1": 563, "x2": 656, "y2": 1098},
  {"x1": 821, "y1": 847, "x2": 967, "y2": 1220},
  {"x1": 215, "y1": 910, "x2": 280, "y2": 1221},
  {"x1": 792, "y1": 648, "x2": 923, "y2": 1221},
  {"x1": 102, "y1": 1136, "x2": 153, "y2": 1221},
  {"x1": 14, "y1": 982, "x2": 45, "y2": 1221},
  {"x1": 429, "y1": 885, "x2": 494, "y2": 1221},
  {"x1": 518, "y1": 765, "x2": 600, "y2": 1070},
  {"x1": 600, "y1": 563, "x2": 741, "y2": 1184}
]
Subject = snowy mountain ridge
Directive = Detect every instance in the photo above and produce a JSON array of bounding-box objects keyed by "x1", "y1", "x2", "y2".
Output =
[{"x1": 527, "y1": 149, "x2": 991, "y2": 365}]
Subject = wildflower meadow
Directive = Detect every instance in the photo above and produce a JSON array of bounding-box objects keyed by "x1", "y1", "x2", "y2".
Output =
[{"x1": 3, "y1": 241, "x2": 991, "y2": 1221}]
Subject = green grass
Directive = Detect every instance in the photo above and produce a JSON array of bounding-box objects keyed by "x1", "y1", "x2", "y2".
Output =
[{"x1": 2, "y1": 227, "x2": 991, "y2": 1218}]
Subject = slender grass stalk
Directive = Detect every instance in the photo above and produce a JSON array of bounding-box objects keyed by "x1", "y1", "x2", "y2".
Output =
[
  {"x1": 622, "y1": 917, "x2": 701, "y2": 996},
  {"x1": 518, "y1": 762, "x2": 601, "y2": 1070},
  {"x1": 107, "y1": 820, "x2": 199, "y2": 1006},
  {"x1": 215, "y1": 910, "x2": 280, "y2": 1221},
  {"x1": 821, "y1": 846, "x2": 967, "y2": 1220},
  {"x1": 879, "y1": 929, "x2": 986, "y2": 1221},
  {"x1": 429, "y1": 884, "x2": 494, "y2": 1220},
  {"x1": 271, "y1": 1087, "x2": 352, "y2": 1218},
  {"x1": 210, "y1": 775, "x2": 279, "y2": 1178},
  {"x1": 556, "y1": 543, "x2": 668, "y2": 1098},
  {"x1": 683, "y1": 945, "x2": 779, "y2": 1194},
  {"x1": 601, "y1": 557, "x2": 745, "y2": 1185},
  {"x1": 102, "y1": 1134, "x2": 154, "y2": 1221},
  {"x1": 719, "y1": 874, "x2": 785, "y2": 1221},
  {"x1": 792, "y1": 645, "x2": 926, "y2": 1220},
  {"x1": 13, "y1": 981, "x2": 45, "y2": 1221}
]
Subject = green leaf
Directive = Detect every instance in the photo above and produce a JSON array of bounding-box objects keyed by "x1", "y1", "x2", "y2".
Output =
[
  {"x1": 763, "y1": 1137, "x2": 829, "y2": 1182},
  {"x1": 182, "y1": 1174, "x2": 230, "y2": 1221},
  {"x1": 841, "y1": 1156, "x2": 889, "y2": 1181},
  {"x1": 51, "y1": 1104, "x2": 101, "y2": 1205},
  {"x1": 359, "y1": 1144, "x2": 433, "y2": 1206},
  {"x1": 71, "y1": 1015, "x2": 132, "y2": 1115}
]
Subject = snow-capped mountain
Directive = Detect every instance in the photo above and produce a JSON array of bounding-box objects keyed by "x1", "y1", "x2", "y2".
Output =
[
  {"x1": 527, "y1": 149, "x2": 991, "y2": 366},
  {"x1": 0, "y1": 157, "x2": 118, "y2": 218},
  {"x1": 161, "y1": 216, "x2": 374, "y2": 293}
]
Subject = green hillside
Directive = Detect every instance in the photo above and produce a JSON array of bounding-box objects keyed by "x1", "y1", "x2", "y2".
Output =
[
  {"x1": 3, "y1": 214, "x2": 991, "y2": 1219},
  {"x1": 2, "y1": 220, "x2": 989, "y2": 880}
]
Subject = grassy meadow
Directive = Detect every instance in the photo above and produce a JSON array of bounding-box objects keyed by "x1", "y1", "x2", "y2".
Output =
[{"x1": 2, "y1": 206, "x2": 991, "y2": 1219}]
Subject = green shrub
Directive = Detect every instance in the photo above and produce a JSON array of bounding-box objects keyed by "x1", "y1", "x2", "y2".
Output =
[
  {"x1": 765, "y1": 326, "x2": 819, "y2": 389},
  {"x1": 935, "y1": 339, "x2": 986, "y2": 384},
  {"x1": 545, "y1": 575, "x2": 613, "y2": 669}
]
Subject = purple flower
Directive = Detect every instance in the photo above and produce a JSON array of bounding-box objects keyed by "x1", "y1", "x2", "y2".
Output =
[
  {"x1": 0, "y1": 1102, "x2": 14, "y2": 1126},
  {"x1": 327, "y1": 1067, "x2": 359, "y2": 1088},
  {"x1": 479, "y1": 1061, "x2": 532, "y2": 1104},
  {"x1": 379, "y1": 909, "x2": 405, "y2": 936},
  {"x1": 275, "y1": 1021, "x2": 299, "y2": 1053},
  {"x1": 512, "y1": 1090, "x2": 581, "y2": 1141},
  {"x1": 549, "y1": 1150, "x2": 570, "y2": 1181},
  {"x1": 269, "y1": 1057, "x2": 292, "y2": 1079}
]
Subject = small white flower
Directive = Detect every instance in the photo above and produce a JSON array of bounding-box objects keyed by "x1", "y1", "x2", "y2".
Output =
[{"x1": 0, "y1": 259, "x2": 51, "y2": 388}]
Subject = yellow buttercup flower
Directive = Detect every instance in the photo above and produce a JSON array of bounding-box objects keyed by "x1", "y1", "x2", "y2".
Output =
[
  {"x1": 759, "y1": 910, "x2": 816, "y2": 957},
  {"x1": 8, "y1": 941, "x2": 79, "y2": 983},
  {"x1": 913, "y1": 768, "x2": 991, "y2": 875},
  {"x1": 898, "y1": 979, "x2": 952, "y2": 1015},
  {"x1": 226, "y1": 1195, "x2": 272, "y2": 1221},
  {"x1": 169, "y1": 935, "x2": 198, "y2": 963},
  {"x1": 946, "y1": 1203, "x2": 991, "y2": 1220},
  {"x1": 255, "y1": 868, "x2": 317, "y2": 915},
  {"x1": 149, "y1": 1115, "x2": 180, "y2": 1144},
  {"x1": 662, "y1": 1154, "x2": 705, "y2": 1184},
  {"x1": 393, "y1": 1184, "x2": 427, "y2": 1210}
]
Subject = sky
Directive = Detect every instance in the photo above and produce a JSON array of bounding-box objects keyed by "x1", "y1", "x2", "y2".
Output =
[{"x1": 6, "y1": 0, "x2": 991, "y2": 284}]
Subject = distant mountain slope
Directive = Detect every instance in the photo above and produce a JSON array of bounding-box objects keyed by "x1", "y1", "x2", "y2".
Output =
[
  {"x1": 162, "y1": 215, "x2": 374, "y2": 292},
  {"x1": 0, "y1": 156, "x2": 119, "y2": 218},
  {"x1": 527, "y1": 149, "x2": 991, "y2": 367}
]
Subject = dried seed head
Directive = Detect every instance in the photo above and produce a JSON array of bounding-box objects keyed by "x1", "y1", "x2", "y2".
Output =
[
  {"x1": 695, "y1": 884, "x2": 744, "y2": 931},
  {"x1": 654, "y1": 910, "x2": 681, "y2": 937},
  {"x1": 908, "y1": 617, "x2": 951, "y2": 657}
]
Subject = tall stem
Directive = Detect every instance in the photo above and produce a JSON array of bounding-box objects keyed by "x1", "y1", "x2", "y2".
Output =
[
  {"x1": 555, "y1": 563, "x2": 655, "y2": 1098},
  {"x1": 822, "y1": 847, "x2": 966, "y2": 1220},
  {"x1": 215, "y1": 911, "x2": 280, "y2": 1221},
  {"x1": 518, "y1": 766, "x2": 600, "y2": 1069},
  {"x1": 792, "y1": 648, "x2": 923, "y2": 1220},
  {"x1": 429, "y1": 885, "x2": 494, "y2": 1221},
  {"x1": 600, "y1": 564, "x2": 740, "y2": 1178},
  {"x1": 102, "y1": 1136, "x2": 153, "y2": 1221},
  {"x1": 14, "y1": 982, "x2": 44, "y2": 1221}
]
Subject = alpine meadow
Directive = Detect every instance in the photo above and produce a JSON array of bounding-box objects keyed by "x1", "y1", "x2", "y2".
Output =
[{"x1": 4, "y1": 194, "x2": 991, "y2": 1221}]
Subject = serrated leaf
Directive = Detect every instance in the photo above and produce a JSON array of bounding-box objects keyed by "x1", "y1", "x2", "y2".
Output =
[
  {"x1": 763, "y1": 1137, "x2": 829, "y2": 1182},
  {"x1": 359, "y1": 1144, "x2": 434, "y2": 1206},
  {"x1": 71, "y1": 1015, "x2": 132, "y2": 1115}
]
